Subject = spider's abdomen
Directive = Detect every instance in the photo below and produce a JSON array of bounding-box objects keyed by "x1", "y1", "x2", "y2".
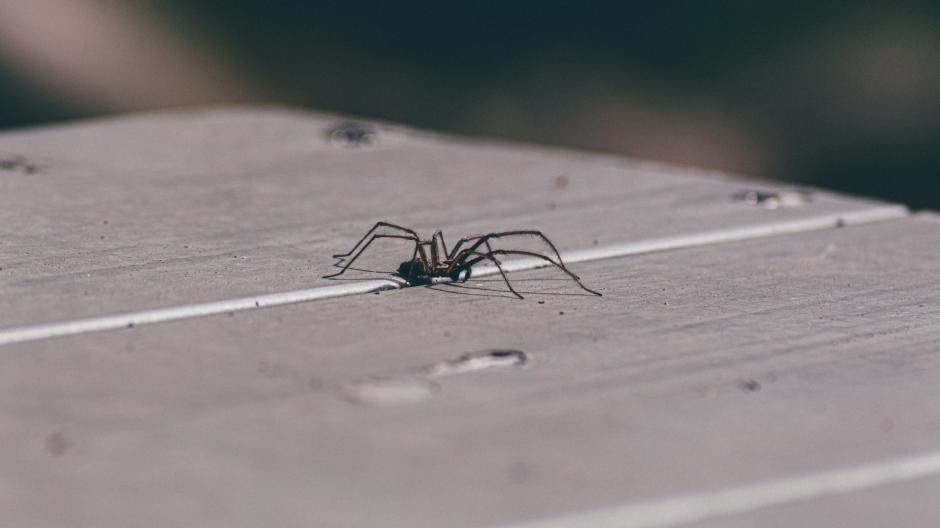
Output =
[{"x1": 396, "y1": 260, "x2": 432, "y2": 285}]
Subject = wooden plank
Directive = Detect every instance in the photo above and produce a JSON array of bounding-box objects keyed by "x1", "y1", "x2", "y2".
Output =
[
  {"x1": 0, "y1": 107, "x2": 903, "y2": 329},
  {"x1": 2, "y1": 215, "x2": 939, "y2": 527},
  {"x1": 681, "y1": 474, "x2": 940, "y2": 528}
]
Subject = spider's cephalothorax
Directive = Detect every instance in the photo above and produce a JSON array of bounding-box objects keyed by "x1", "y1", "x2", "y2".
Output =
[{"x1": 323, "y1": 221, "x2": 601, "y2": 299}]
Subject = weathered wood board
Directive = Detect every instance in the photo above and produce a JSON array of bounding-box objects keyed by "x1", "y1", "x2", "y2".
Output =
[
  {"x1": 1, "y1": 108, "x2": 937, "y2": 528},
  {"x1": 0, "y1": 107, "x2": 901, "y2": 328}
]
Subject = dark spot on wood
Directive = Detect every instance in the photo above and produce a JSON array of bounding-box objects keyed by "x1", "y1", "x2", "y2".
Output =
[
  {"x1": 733, "y1": 189, "x2": 814, "y2": 209},
  {"x1": 738, "y1": 379, "x2": 762, "y2": 392},
  {"x1": 257, "y1": 361, "x2": 284, "y2": 377},
  {"x1": 554, "y1": 174, "x2": 569, "y2": 189},
  {"x1": 0, "y1": 155, "x2": 39, "y2": 174},
  {"x1": 507, "y1": 461, "x2": 533, "y2": 484},
  {"x1": 326, "y1": 122, "x2": 378, "y2": 149},
  {"x1": 426, "y1": 349, "x2": 528, "y2": 377},
  {"x1": 45, "y1": 431, "x2": 70, "y2": 456}
]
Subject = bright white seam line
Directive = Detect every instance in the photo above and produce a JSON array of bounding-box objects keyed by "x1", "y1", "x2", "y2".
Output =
[
  {"x1": 471, "y1": 205, "x2": 908, "y2": 276},
  {"x1": 499, "y1": 449, "x2": 940, "y2": 528},
  {"x1": 0, "y1": 204, "x2": 907, "y2": 346},
  {"x1": 0, "y1": 279, "x2": 404, "y2": 346}
]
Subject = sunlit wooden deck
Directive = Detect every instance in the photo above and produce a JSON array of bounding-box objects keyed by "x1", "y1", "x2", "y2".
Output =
[{"x1": 2, "y1": 107, "x2": 936, "y2": 527}]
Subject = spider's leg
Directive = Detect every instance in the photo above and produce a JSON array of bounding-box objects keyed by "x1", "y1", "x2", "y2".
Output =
[
  {"x1": 419, "y1": 241, "x2": 436, "y2": 271},
  {"x1": 404, "y1": 244, "x2": 419, "y2": 285},
  {"x1": 445, "y1": 247, "x2": 475, "y2": 276},
  {"x1": 323, "y1": 233, "x2": 419, "y2": 279},
  {"x1": 432, "y1": 230, "x2": 449, "y2": 262},
  {"x1": 481, "y1": 231, "x2": 572, "y2": 275},
  {"x1": 461, "y1": 249, "x2": 522, "y2": 299},
  {"x1": 448, "y1": 231, "x2": 574, "y2": 278},
  {"x1": 484, "y1": 240, "x2": 520, "y2": 297},
  {"x1": 446, "y1": 234, "x2": 485, "y2": 262},
  {"x1": 428, "y1": 234, "x2": 442, "y2": 269},
  {"x1": 332, "y1": 221, "x2": 420, "y2": 258},
  {"x1": 489, "y1": 249, "x2": 602, "y2": 296}
]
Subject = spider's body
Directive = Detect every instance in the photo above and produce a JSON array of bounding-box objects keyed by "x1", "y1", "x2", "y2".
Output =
[
  {"x1": 324, "y1": 221, "x2": 601, "y2": 299},
  {"x1": 395, "y1": 259, "x2": 461, "y2": 285}
]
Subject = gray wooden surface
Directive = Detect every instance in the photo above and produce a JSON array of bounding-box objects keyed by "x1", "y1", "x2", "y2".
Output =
[
  {"x1": 0, "y1": 107, "x2": 900, "y2": 328},
  {"x1": 1, "y1": 107, "x2": 938, "y2": 527}
]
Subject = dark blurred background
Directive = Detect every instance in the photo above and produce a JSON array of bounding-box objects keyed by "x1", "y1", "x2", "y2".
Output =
[{"x1": 1, "y1": 1, "x2": 938, "y2": 208}]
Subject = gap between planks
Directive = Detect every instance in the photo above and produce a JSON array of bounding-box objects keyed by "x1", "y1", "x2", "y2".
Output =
[
  {"x1": 0, "y1": 205, "x2": 907, "y2": 346},
  {"x1": 501, "y1": 449, "x2": 940, "y2": 528}
]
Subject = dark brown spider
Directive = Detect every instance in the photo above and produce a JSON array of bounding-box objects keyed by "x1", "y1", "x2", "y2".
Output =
[{"x1": 323, "y1": 221, "x2": 601, "y2": 299}]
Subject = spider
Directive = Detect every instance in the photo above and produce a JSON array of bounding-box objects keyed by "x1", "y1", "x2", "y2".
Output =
[{"x1": 322, "y1": 221, "x2": 602, "y2": 299}]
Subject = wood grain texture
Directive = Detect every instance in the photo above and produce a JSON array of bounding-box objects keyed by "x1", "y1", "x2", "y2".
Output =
[
  {"x1": 3, "y1": 207, "x2": 940, "y2": 528},
  {"x1": 0, "y1": 107, "x2": 902, "y2": 328}
]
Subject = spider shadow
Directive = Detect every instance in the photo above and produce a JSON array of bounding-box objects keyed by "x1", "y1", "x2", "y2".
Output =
[
  {"x1": 321, "y1": 264, "x2": 394, "y2": 281},
  {"x1": 325, "y1": 263, "x2": 598, "y2": 299},
  {"x1": 426, "y1": 280, "x2": 598, "y2": 299}
]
